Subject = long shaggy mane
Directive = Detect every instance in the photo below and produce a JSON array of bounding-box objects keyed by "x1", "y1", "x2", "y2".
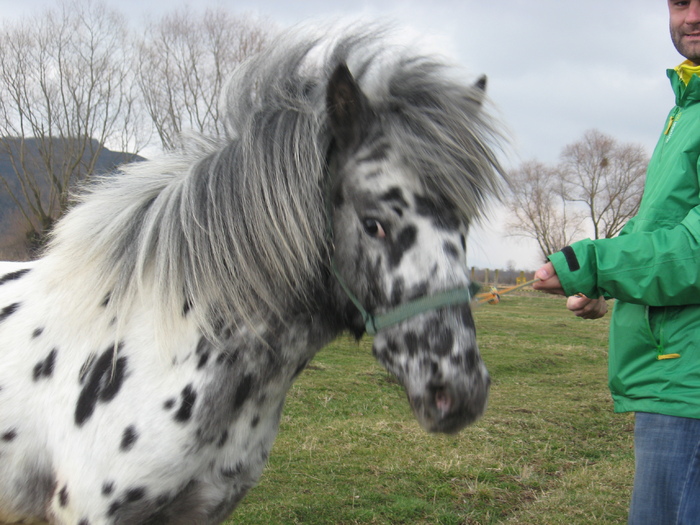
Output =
[{"x1": 43, "y1": 22, "x2": 505, "y2": 343}]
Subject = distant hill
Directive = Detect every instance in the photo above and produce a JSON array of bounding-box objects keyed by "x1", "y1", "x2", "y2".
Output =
[{"x1": 0, "y1": 138, "x2": 144, "y2": 260}]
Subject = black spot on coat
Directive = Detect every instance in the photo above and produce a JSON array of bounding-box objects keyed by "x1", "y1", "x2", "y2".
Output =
[
  {"x1": 232, "y1": 374, "x2": 254, "y2": 412},
  {"x1": 174, "y1": 384, "x2": 197, "y2": 423},
  {"x1": 108, "y1": 500, "x2": 121, "y2": 516},
  {"x1": 183, "y1": 297, "x2": 193, "y2": 316},
  {"x1": 120, "y1": 425, "x2": 138, "y2": 451},
  {"x1": 216, "y1": 429, "x2": 228, "y2": 448},
  {"x1": 195, "y1": 337, "x2": 210, "y2": 356},
  {"x1": 443, "y1": 241, "x2": 460, "y2": 259},
  {"x1": 389, "y1": 226, "x2": 417, "y2": 268},
  {"x1": 380, "y1": 187, "x2": 409, "y2": 209},
  {"x1": 415, "y1": 195, "x2": 461, "y2": 230},
  {"x1": 32, "y1": 349, "x2": 57, "y2": 381},
  {"x1": 1, "y1": 429, "x2": 17, "y2": 441},
  {"x1": 75, "y1": 344, "x2": 128, "y2": 426},
  {"x1": 0, "y1": 268, "x2": 30, "y2": 286},
  {"x1": 197, "y1": 352, "x2": 210, "y2": 369},
  {"x1": 390, "y1": 278, "x2": 405, "y2": 306},
  {"x1": 220, "y1": 462, "x2": 245, "y2": 479},
  {"x1": 126, "y1": 487, "x2": 146, "y2": 502},
  {"x1": 107, "y1": 487, "x2": 147, "y2": 517},
  {"x1": 404, "y1": 332, "x2": 420, "y2": 357},
  {"x1": 102, "y1": 481, "x2": 115, "y2": 496},
  {"x1": 194, "y1": 339, "x2": 211, "y2": 370},
  {"x1": 58, "y1": 485, "x2": 69, "y2": 507},
  {"x1": 12, "y1": 464, "x2": 54, "y2": 518},
  {"x1": 106, "y1": 479, "x2": 206, "y2": 524},
  {"x1": 217, "y1": 350, "x2": 240, "y2": 367},
  {"x1": 0, "y1": 302, "x2": 20, "y2": 323},
  {"x1": 101, "y1": 293, "x2": 111, "y2": 308}
]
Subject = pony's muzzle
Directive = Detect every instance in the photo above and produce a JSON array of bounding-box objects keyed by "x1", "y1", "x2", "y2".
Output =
[
  {"x1": 371, "y1": 305, "x2": 490, "y2": 434},
  {"x1": 416, "y1": 373, "x2": 490, "y2": 434}
]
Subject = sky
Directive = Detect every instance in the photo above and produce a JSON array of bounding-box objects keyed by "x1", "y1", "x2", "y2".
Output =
[{"x1": 0, "y1": 1, "x2": 684, "y2": 270}]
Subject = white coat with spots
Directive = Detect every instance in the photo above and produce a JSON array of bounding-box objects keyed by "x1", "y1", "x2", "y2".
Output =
[{"x1": 0, "y1": 24, "x2": 503, "y2": 525}]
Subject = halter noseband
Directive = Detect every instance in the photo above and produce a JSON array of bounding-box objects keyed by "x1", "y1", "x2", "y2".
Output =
[{"x1": 330, "y1": 258, "x2": 476, "y2": 335}]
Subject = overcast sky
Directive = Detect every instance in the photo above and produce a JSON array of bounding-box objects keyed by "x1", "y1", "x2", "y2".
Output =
[{"x1": 0, "y1": 1, "x2": 683, "y2": 270}]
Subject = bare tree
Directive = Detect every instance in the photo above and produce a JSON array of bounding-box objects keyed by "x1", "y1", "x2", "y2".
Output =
[
  {"x1": 559, "y1": 129, "x2": 647, "y2": 239},
  {"x1": 506, "y1": 160, "x2": 586, "y2": 262},
  {"x1": 137, "y1": 8, "x2": 272, "y2": 150},
  {"x1": 0, "y1": 0, "x2": 145, "y2": 248}
]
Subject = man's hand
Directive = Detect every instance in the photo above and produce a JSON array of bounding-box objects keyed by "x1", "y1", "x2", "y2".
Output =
[
  {"x1": 532, "y1": 262, "x2": 565, "y2": 295},
  {"x1": 566, "y1": 295, "x2": 608, "y2": 319},
  {"x1": 533, "y1": 262, "x2": 608, "y2": 319}
]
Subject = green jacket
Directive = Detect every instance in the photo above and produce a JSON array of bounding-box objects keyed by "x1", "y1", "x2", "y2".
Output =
[{"x1": 549, "y1": 69, "x2": 700, "y2": 419}]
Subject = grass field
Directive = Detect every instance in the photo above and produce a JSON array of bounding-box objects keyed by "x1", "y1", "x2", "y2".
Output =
[{"x1": 229, "y1": 292, "x2": 634, "y2": 524}]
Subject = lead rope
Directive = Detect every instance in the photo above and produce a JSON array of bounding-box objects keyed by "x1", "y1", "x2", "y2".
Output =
[{"x1": 473, "y1": 278, "x2": 541, "y2": 306}]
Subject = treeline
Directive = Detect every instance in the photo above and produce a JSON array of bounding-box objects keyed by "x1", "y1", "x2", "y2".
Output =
[
  {"x1": 0, "y1": 0, "x2": 272, "y2": 253},
  {"x1": 471, "y1": 267, "x2": 536, "y2": 286},
  {"x1": 505, "y1": 129, "x2": 649, "y2": 262}
]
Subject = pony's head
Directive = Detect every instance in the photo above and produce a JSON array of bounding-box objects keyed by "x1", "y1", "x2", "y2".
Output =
[
  {"x1": 326, "y1": 61, "x2": 502, "y2": 434},
  {"x1": 44, "y1": 26, "x2": 504, "y2": 434}
]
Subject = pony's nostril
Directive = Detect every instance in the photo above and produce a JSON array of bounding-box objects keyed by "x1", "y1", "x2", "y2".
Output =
[{"x1": 435, "y1": 388, "x2": 453, "y2": 415}]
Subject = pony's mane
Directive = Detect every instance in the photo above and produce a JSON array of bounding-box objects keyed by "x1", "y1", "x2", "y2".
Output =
[{"x1": 44, "y1": 23, "x2": 505, "y2": 344}]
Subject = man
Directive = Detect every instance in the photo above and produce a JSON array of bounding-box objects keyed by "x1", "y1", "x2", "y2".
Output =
[{"x1": 533, "y1": 2, "x2": 700, "y2": 523}]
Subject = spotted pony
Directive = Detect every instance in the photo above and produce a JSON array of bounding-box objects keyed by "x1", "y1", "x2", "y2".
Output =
[{"x1": 0, "y1": 24, "x2": 505, "y2": 525}]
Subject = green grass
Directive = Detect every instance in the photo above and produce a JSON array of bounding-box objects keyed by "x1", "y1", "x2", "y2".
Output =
[{"x1": 228, "y1": 293, "x2": 634, "y2": 524}]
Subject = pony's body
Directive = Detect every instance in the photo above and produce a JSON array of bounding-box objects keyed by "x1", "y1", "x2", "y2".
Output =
[
  {"x1": 0, "y1": 260, "x2": 334, "y2": 524},
  {"x1": 0, "y1": 26, "x2": 504, "y2": 524}
]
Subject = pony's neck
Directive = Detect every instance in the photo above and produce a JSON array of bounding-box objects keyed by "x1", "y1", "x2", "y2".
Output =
[{"x1": 216, "y1": 267, "x2": 346, "y2": 357}]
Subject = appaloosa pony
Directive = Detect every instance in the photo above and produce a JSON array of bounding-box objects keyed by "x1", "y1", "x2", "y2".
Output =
[{"x1": 0, "y1": 25, "x2": 504, "y2": 524}]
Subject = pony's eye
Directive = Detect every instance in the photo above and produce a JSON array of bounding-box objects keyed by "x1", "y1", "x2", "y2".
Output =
[{"x1": 362, "y1": 218, "x2": 386, "y2": 239}]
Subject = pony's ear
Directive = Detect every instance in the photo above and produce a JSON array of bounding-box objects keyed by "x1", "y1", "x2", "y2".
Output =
[
  {"x1": 326, "y1": 62, "x2": 372, "y2": 151},
  {"x1": 470, "y1": 75, "x2": 487, "y2": 107}
]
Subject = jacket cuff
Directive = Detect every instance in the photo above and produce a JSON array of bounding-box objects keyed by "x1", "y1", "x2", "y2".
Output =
[{"x1": 548, "y1": 239, "x2": 599, "y2": 297}]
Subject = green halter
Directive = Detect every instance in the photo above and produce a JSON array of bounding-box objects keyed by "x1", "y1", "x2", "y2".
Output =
[{"x1": 330, "y1": 257, "x2": 478, "y2": 335}]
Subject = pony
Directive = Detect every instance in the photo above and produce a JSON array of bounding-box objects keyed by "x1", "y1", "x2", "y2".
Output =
[{"x1": 0, "y1": 24, "x2": 505, "y2": 525}]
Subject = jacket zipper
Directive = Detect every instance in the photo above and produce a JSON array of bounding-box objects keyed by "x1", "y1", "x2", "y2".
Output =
[
  {"x1": 645, "y1": 306, "x2": 681, "y2": 360},
  {"x1": 664, "y1": 107, "x2": 682, "y2": 139}
]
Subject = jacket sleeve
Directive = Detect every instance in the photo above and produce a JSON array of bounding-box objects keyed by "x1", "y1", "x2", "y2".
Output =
[{"x1": 549, "y1": 205, "x2": 700, "y2": 306}]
